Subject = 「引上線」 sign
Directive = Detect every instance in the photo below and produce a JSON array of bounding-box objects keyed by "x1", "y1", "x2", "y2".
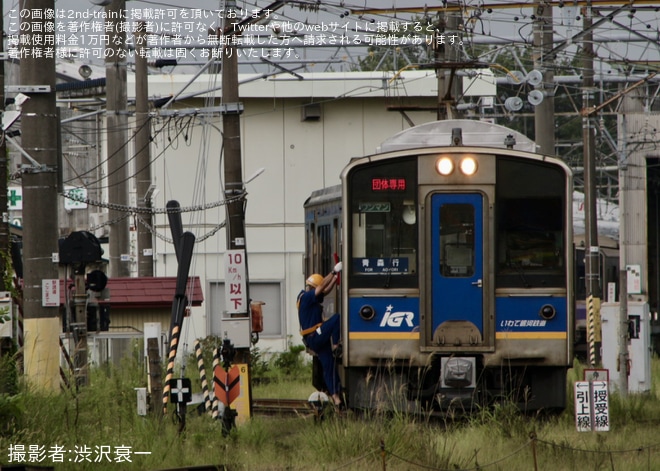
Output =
[{"x1": 574, "y1": 380, "x2": 609, "y2": 432}]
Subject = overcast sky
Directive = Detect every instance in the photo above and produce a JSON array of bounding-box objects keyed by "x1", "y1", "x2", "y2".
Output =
[{"x1": 4, "y1": 1, "x2": 659, "y2": 75}]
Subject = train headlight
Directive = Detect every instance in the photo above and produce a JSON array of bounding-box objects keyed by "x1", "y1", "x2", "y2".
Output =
[
  {"x1": 539, "y1": 304, "x2": 556, "y2": 320},
  {"x1": 359, "y1": 305, "x2": 376, "y2": 321},
  {"x1": 436, "y1": 157, "x2": 454, "y2": 176},
  {"x1": 460, "y1": 157, "x2": 478, "y2": 176}
]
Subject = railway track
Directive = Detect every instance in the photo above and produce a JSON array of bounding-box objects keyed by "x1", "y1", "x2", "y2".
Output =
[
  {"x1": 154, "y1": 466, "x2": 227, "y2": 471},
  {"x1": 251, "y1": 398, "x2": 320, "y2": 416}
]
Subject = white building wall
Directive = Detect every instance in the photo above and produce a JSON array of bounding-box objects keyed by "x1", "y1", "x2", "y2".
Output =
[
  {"x1": 618, "y1": 93, "x2": 660, "y2": 304},
  {"x1": 143, "y1": 71, "x2": 441, "y2": 354}
]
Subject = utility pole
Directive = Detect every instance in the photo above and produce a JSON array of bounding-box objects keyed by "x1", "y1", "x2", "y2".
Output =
[
  {"x1": 222, "y1": 0, "x2": 245, "y2": 251},
  {"x1": 0, "y1": 0, "x2": 10, "y2": 358},
  {"x1": 222, "y1": 0, "x2": 249, "y2": 367},
  {"x1": 532, "y1": 1, "x2": 555, "y2": 155},
  {"x1": 0, "y1": 0, "x2": 9, "y2": 291},
  {"x1": 105, "y1": 0, "x2": 131, "y2": 278},
  {"x1": 617, "y1": 115, "x2": 629, "y2": 396},
  {"x1": 581, "y1": 4, "x2": 602, "y2": 366},
  {"x1": 19, "y1": 0, "x2": 60, "y2": 390},
  {"x1": 436, "y1": 4, "x2": 462, "y2": 120},
  {"x1": 215, "y1": 0, "x2": 284, "y2": 420},
  {"x1": 135, "y1": 22, "x2": 153, "y2": 277}
]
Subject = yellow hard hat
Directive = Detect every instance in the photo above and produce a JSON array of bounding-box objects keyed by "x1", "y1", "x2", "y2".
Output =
[{"x1": 306, "y1": 274, "x2": 323, "y2": 288}]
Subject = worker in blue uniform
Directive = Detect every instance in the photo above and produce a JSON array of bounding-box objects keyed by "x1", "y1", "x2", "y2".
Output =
[{"x1": 298, "y1": 261, "x2": 343, "y2": 407}]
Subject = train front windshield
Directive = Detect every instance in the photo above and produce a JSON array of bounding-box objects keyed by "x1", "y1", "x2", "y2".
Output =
[
  {"x1": 495, "y1": 157, "x2": 567, "y2": 288},
  {"x1": 347, "y1": 157, "x2": 418, "y2": 288}
]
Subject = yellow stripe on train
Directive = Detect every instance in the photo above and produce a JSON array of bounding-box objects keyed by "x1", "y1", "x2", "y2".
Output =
[
  {"x1": 349, "y1": 332, "x2": 420, "y2": 340},
  {"x1": 348, "y1": 332, "x2": 567, "y2": 340},
  {"x1": 496, "y1": 332, "x2": 567, "y2": 340}
]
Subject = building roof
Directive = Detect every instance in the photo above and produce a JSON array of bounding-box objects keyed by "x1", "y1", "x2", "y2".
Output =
[
  {"x1": 137, "y1": 70, "x2": 443, "y2": 100},
  {"x1": 62, "y1": 276, "x2": 204, "y2": 310}
]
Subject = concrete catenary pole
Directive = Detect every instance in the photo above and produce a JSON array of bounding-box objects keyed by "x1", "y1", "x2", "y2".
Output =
[
  {"x1": 19, "y1": 0, "x2": 60, "y2": 390},
  {"x1": 0, "y1": 0, "x2": 11, "y2": 358},
  {"x1": 222, "y1": 1, "x2": 245, "y2": 251},
  {"x1": 222, "y1": 0, "x2": 250, "y2": 369},
  {"x1": 135, "y1": 22, "x2": 154, "y2": 277},
  {"x1": 105, "y1": 0, "x2": 131, "y2": 278},
  {"x1": 532, "y1": 1, "x2": 555, "y2": 155},
  {"x1": 581, "y1": 4, "x2": 602, "y2": 366},
  {"x1": 0, "y1": 0, "x2": 9, "y2": 295},
  {"x1": 436, "y1": 3, "x2": 462, "y2": 121},
  {"x1": 617, "y1": 115, "x2": 629, "y2": 396}
]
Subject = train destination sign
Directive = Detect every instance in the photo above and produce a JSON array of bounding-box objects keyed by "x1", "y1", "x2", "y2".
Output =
[
  {"x1": 371, "y1": 178, "x2": 407, "y2": 191},
  {"x1": 353, "y1": 257, "x2": 409, "y2": 274}
]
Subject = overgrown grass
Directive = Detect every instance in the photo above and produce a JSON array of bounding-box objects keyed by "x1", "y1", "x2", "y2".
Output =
[{"x1": 1, "y1": 352, "x2": 660, "y2": 470}]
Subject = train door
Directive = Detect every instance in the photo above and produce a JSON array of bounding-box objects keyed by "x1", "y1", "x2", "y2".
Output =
[{"x1": 429, "y1": 193, "x2": 490, "y2": 350}]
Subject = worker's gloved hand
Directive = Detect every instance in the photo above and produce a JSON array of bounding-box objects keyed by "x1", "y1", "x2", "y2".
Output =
[{"x1": 333, "y1": 261, "x2": 343, "y2": 274}]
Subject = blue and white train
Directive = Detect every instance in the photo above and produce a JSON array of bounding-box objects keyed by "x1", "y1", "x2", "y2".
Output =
[{"x1": 304, "y1": 120, "x2": 574, "y2": 412}]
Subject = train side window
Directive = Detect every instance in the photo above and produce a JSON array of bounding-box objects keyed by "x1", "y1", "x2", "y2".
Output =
[{"x1": 317, "y1": 224, "x2": 332, "y2": 275}]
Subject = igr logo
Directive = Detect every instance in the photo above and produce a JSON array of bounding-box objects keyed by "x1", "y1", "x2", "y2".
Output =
[{"x1": 379, "y1": 304, "x2": 414, "y2": 328}]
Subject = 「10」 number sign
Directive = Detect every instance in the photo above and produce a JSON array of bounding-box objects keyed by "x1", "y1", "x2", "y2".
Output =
[{"x1": 224, "y1": 250, "x2": 247, "y2": 314}]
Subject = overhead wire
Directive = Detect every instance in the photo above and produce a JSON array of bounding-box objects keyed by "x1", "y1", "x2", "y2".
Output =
[
  {"x1": 48, "y1": 3, "x2": 654, "y2": 134},
  {"x1": 52, "y1": 2, "x2": 660, "y2": 209},
  {"x1": 60, "y1": 116, "x2": 155, "y2": 186},
  {"x1": 181, "y1": 53, "x2": 223, "y2": 347}
]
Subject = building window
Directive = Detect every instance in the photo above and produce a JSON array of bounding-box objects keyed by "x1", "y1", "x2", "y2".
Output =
[{"x1": 208, "y1": 281, "x2": 283, "y2": 337}]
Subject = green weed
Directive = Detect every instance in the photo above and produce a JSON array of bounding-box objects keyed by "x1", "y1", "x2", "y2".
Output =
[{"x1": 0, "y1": 353, "x2": 660, "y2": 470}]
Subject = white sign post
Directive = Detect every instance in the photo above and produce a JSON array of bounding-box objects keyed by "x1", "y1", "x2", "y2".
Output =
[{"x1": 575, "y1": 381, "x2": 610, "y2": 432}]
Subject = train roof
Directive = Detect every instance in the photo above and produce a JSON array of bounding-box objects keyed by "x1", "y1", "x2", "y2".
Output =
[
  {"x1": 376, "y1": 119, "x2": 537, "y2": 154},
  {"x1": 303, "y1": 184, "x2": 341, "y2": 208}
]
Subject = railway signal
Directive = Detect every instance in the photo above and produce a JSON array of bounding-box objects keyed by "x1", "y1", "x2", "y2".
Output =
[
  {"x1": 214, "y1": 338, "x2": 240, "y2": 436},
  {"x1": 170, "y1": 378, "x2": 192, "y2": 404},
  {"x1": 170, "y1": 377, "x2": 193, "y2": 433},
  {"x1": 161, "y1": 200, "x2": 196, "y2": 421},
  {"x1": 59, "y1": 230, "x2": 107, "y2": 388}
]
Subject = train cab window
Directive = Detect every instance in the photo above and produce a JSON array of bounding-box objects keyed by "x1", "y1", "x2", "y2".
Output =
[
  {"x1": 440, "y1": 204, "x2": 475, "y2": 277},
  {"x1": 347, "y1": 158, "x2": 418, "y2": 288},
  {"x1": 496, "y1": 158, "x2": 567, "y2": 288}
]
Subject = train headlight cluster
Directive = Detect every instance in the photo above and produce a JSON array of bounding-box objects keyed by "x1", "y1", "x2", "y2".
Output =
[{"x1": 435, "y1": 156, "x2": 478, "y2": 176}]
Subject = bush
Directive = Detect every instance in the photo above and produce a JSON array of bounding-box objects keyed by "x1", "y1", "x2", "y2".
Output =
[
  {"x1": 0, "y1": 393, "x2": 23, "y2": 436},
  {"x1": 250, "y1": 346, "x2": 271, "y2": 381},
  {"x1": 0, "y1": 352, "x2": 18, "y2": 395},
  {"x1": 272, "y1": 342, "x2": 306, "y2": 377}
]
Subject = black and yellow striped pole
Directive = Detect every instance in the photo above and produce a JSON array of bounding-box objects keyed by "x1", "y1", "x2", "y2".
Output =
[
  {"x1": 195, "y1": 339, "x2": 212, "y2": 413},
  {"x1": 162, "y1": 324, "x2": 180, "y2": 414},
  {"x1": 212, "y1": 347, "x2": 221, "y2": 420},
  {"x1": 587, "y1": 295, "x2": 596, "y2": 367}
]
